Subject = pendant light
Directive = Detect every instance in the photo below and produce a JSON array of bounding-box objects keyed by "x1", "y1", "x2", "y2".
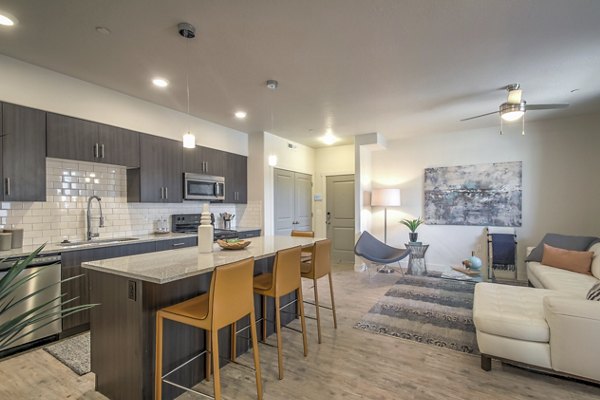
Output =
[{"x1": 179, "y1": 22, "x2": 196, "y2": 148}]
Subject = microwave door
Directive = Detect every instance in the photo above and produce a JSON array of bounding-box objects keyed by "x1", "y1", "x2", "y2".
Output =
[{"x1": 188, "y1": 181, "x2": 214, "y2": 198}]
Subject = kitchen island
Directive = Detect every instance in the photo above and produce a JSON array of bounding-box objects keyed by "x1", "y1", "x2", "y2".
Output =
[{"x1": 83, "y1": 235, "x2": 318, "y2": 400}]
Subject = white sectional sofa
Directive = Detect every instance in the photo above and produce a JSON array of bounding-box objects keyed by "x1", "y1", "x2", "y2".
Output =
[{"x1": 473, "y1": 242, "x2": 600, "y2": 382}]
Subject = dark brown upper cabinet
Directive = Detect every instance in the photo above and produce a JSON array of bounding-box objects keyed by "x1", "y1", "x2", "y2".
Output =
[
  {"x1": 183, "y1": 145, "x2": 226, "y2": 177},
  {"x1": 127, "y1": 134, "x2": 182, "y2": 203},
  {"x1": 224, "y1": 152, "x2": 247, "y2": 203},
  {"x1": 47, "y1": 113, "x2": 140, "y2": 167},
  {"x1": 1, "y1": 103, "x2": 46, "y2": 201},
  {"x1": 97, "y1": 125, "x2": 140, "y2": 167}
]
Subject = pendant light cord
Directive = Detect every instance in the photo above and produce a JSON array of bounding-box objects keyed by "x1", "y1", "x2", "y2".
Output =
[{"x1": 186, "y1": 37, "x2": 191, "y2": 132}]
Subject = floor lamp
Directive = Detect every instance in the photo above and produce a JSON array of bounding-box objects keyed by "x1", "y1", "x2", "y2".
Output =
[{"x1": 371, "y1": 188, "x2": 402, "y2": 273}]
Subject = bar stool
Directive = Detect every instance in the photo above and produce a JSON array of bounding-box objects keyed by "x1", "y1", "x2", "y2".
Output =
[
  {"x1": 301, "y1": 239, "x2": 337, "y2": 344},
  {"x1": 155, "y1": 257, "x2": 262, "y2": 400},
  {"x1": 253, "y1": 246, "x2": 308, "y2": 380},
  {"x1": 291, "y1": 230, "x2": 315, "y2": 263}
]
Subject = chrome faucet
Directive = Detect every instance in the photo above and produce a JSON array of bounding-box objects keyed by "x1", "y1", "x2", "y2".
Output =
[{"x1": 87, "y1": 195, "x2": 105, "y2": 241}]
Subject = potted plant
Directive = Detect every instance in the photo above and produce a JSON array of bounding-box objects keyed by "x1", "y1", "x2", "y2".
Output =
[
  {"x1": 0, "y1": 244, "x2": 97, "y2": 351},
  {"x1": 400, "y1": 217, "x2": 424, "y2": 242}
]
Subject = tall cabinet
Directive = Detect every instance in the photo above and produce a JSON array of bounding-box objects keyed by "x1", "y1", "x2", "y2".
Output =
[
  {"x1": 127, "y1": 135, "x2": 182, "y2": 203},
  {"x1": 0, "y1": 103, "x2": 46, "y2": 201},
  {"x1": 224, "y1": 152, "x2": 247, "y2": 203},
  {"x1": 274, "y1": 168, "x2": 312, "y2": 234}
]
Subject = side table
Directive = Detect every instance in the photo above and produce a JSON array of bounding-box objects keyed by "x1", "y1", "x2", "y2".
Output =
[{"x1": 405, "y1": 242, "x2": 429, "y2": 276}]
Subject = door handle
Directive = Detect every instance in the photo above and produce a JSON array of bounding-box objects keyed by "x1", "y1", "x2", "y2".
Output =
[
  {"x1": 94, "y1": 143, "x2": 99, "y2": 158},
  {"x1": 326, "y1": 212, "x2": 331, "y2": 225},
  {"x1": 5, "y1": 178, "x2": 10, "y2": 196},
  {"x1": 101, "y1": 144, "x2": 105, "y2": 159}
]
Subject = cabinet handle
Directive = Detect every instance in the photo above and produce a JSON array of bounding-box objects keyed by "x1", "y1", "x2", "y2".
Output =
[
  {"x1": 172, "y1": 242, "x2": 185, "y2": 247},
  {"x1": 94, "y1": 143, "x2": 99, "y2": 158},
  {"x1": 160, "y1": 187, "x2": 164, "y2": 199},
  {"x1": 5, "y1": 178, "x2": 10, "y2": 196},
  {"x1": 165, "y1": 187, "x2": 168, "y2": 199},
  {"x1": 101, "y1": 144, "x2": 105, "y2": 159}
]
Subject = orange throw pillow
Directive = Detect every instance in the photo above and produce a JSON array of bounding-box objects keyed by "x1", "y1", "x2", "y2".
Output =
[{"x1": 541, "y1": 244, "x2": 594, "y2": 275}]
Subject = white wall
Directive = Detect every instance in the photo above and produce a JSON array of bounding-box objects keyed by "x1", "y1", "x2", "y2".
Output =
[
  {"x1": 370, "y1": 113, "x2": 600, "y2": 278},
  {"x1": 0, "y1": 54, "x2": 248, "y2": 155},
  {"x1": 313, "y1": 145, "x2": 355, "y2": 238}
]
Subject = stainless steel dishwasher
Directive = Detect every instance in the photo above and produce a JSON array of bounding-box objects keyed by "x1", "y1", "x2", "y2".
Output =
[{"x1": 0, "y1": 253, "x2": 62, "y2": 350}]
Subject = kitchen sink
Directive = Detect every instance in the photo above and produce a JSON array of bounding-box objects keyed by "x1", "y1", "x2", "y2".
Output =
[{"x1": 58, "y1": 237, "x2": 140, "y2": 247}]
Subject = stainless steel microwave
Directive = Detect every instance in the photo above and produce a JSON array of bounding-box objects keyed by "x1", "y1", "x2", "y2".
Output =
[{"x1": 184, "y1": 173, "x2": 225, "y2": 201}]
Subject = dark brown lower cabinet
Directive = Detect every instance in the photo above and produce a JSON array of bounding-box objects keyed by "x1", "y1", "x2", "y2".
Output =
[{"x1": 88, "y1": 256, "x2": 296, "y2": 400}]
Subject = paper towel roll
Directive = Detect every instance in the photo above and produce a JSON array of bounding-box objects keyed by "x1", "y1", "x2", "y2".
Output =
[{"x1": 198, "y1": 224, "x2": 214, "y2": 253}]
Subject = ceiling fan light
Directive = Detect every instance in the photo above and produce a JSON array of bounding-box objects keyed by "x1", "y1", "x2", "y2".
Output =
[
  {"x1": 501, "y1": 110, "x2": 524, "y2": 122},
  {"x1": 182, "y1": 132, "x2": 196, "y2": 148},
  {"x1": 499, "y1": 102, "x2": 526, "y2": 122}
]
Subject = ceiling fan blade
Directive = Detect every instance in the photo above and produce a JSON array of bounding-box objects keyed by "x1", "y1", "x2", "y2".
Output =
[
  {"x1": 460, "y1": 111, "x2": 499, "y2": 122},
  {"x1": 507, "y1": 89, "x2": 522, "y2": 104},
  {"x1": 526, "y1": 103, "x2": 569, "y2": 110}
]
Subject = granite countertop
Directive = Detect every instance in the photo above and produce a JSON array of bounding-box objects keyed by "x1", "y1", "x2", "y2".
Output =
[
  {"x1": 82, "y1": 235, "x2": 318, "y2": 284},
  {"x1": 0, "y1": 232, "x2": 198, "y2": 258}
]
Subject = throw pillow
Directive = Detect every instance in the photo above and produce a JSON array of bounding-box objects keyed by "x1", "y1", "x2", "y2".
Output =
[
  {"x1": 526, "y1": 233, "x2": 600, "y2": 262},
  {"x1": 541, "y1": 244, "x2": 594, "y2": 275},
  {"x1": 587, "y1": 282, "x2": 600, "y2": 301}
]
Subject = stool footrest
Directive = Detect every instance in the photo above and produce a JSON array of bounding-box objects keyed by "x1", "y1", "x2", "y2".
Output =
[
  {"x1": 163, "y1": 350, "x2": 208, "y2": 380},
  {"x1": 303, "y1": 300, "x2": 333, "y2": 311},
  {"x1": 163, "y1": 379, "x2": 214, "y2": 400}
]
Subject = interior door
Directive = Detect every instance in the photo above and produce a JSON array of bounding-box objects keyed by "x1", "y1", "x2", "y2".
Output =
[
  {"x1": 274, "y1": 168, "x2": 295, "y2": 235},
  {"x1": 294, "y1": 172, "x2": 312, "y2": 231},
  {"x1": 326, "y1": 175, "x2": 355, "y2": 263}
]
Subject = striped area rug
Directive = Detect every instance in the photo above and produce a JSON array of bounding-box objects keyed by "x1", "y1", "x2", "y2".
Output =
[{"x1": 354, "y1": 274, "x2": 479, "y2": 354}]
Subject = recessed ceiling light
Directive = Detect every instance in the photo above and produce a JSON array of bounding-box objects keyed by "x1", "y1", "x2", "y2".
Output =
[
  {"x1": 152, "y1": 78, "x2": 169, "y2": 88},
  {"x1": 95, "y1": 26, "x2": 111, "y2": 35},
  {"x1": 0, "y1": 12, "x2": 17, "y2": 26},
  {"x1": 320, "y1": 131, "x2": 339, "y2": 145},
  {"x1": 234, "y1": 111, "x2": 247, "y2": 119}
]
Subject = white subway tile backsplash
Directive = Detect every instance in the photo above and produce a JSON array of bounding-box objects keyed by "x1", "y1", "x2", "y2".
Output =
[{"x1": 0, "y1": 158, "x2": 262, "y2": 244}]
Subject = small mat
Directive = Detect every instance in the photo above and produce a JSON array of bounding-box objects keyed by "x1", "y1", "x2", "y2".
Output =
[
  {"x1": 44, "y1": 332, "x2": 91, "y2": 375},
  {"x1": 354, "y1": 274, "x2": 479, "y2": 354}
]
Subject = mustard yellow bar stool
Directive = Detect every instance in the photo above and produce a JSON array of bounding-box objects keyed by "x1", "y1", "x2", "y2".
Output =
[
  {"x1": 301, "y1": 239, "x2": 337, "y2": 344},
  {"x1": 291, "y1": 230, "x2": 315, "y2": 263},
  {"x1": 155, "y1": 257, "x2": 262, "y2": 400},
  {"x1": 253, "y1": 246, "x2": 308, "y2": 380}
]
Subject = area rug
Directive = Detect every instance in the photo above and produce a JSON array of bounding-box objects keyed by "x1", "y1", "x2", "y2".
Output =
[
  {"x1": 354, "y1": 274, "x2": 479, "y2": 354},
  {"x1": 43, "y1": 332, "x2": 90, "y2": 375}
]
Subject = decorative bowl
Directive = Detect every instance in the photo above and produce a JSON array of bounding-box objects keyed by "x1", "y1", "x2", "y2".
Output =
[{"x1": 217, "y1": 239, "x2": 251, "y2": 250}]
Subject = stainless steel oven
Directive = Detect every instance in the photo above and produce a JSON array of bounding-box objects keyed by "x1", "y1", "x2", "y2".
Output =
[
  {"x1": 184, "y1": 173, "x2": 225, "y2": 201},
  {"x1": 0, "y1": 253, "x2": 62, "y2": 351}
]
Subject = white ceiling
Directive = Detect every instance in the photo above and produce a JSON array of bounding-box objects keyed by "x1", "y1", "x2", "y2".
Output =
[{"x1": 1, "y1": 0, "x2": 600, "y2": 147}]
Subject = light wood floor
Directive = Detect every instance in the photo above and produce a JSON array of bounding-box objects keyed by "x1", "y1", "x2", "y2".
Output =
[{"x1": 1, "y1": 264, "x2": 599, "y2": 400}]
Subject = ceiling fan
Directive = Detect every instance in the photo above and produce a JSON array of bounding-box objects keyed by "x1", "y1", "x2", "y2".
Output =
[{"x1": 460, "y1": 84, "x2": 569, "y2": 134}]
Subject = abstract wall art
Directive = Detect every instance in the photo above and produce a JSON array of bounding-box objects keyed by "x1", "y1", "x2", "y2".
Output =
[{"x1": 423, "y1": 161, "x2": 522, "y2": 227}]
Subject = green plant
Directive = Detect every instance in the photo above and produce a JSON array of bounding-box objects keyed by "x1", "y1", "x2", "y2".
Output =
[
  {"x1": 0, "y1": 245, "x2": 98, "y2": 351},
  {"x1": 400, "y1": 217, "x2": 424, "y2": 232}
]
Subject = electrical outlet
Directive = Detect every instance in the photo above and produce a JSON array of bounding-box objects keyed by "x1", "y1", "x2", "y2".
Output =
[{"x1": 128, "y1": 280, "x2": 136, "y2": 301}]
